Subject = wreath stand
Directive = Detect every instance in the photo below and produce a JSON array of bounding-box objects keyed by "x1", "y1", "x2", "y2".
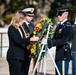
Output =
[{"x1": 32, "y1": 25, "x2": 61, "y2": 75}]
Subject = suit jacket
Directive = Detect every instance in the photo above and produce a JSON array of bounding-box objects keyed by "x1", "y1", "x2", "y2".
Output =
[
  {"x1": 48, "y1": 20, "x2": 73, "y2": 60},
  {"x1": 21, "y1": 22, "x2": 34, "y2": 58},
  {"x1": 71, "y1": 24, "x2": 76, "y2": 53},
  {"x1": 6, "y1": 25, "x2": 31, "y2": 60}
]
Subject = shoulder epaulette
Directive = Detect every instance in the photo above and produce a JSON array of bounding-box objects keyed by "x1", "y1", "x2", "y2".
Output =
[
  {"x1": 66, "y1": 22, "x2": 71, "y2": 27},
  {"x1": 66, "y1": 24, "x2": 71, "y2": 27}
]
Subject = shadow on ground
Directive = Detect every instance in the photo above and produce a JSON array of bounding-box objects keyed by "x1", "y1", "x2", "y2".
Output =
[
  {"x1": 38, "y1": 73, "x2": 54, "y2": 75},
  {"x1": 37, "y1": 72, "x2": 72, "y2": 75}
]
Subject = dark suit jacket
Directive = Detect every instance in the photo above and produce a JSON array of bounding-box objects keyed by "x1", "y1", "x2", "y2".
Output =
[
  {"x1": 71, "y1": 24, "x2": 76, "y2": 53},
  {"x1": 6, "y1": 25, "x2": 31, "y2": 60}
]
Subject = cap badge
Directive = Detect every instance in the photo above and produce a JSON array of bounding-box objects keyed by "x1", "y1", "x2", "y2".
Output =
[{"x1": 31, "y1": 9, "x2": 34, "y2": 13}]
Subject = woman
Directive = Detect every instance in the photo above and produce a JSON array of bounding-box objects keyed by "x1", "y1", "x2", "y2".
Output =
[{"x1": 6, "y1": 11, "x2": 39, "y2": 75}]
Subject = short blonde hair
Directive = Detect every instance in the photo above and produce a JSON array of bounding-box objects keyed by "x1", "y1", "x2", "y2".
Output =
[{"x1": 10, "y1": 11, "x2": 25, "y2": 28}]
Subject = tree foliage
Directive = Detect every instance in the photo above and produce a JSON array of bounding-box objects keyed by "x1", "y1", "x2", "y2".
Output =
[{"x1": 0, "y1": 0, "x2": 76, "y2": 27}]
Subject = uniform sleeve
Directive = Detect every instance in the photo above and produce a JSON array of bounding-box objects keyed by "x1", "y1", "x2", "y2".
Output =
[
  {"x1": 8, "y1": 26, "x2": 30, "y2": 45},
  {"x1": 48, "y1": 26, "x2": 73, "y2": 47}
]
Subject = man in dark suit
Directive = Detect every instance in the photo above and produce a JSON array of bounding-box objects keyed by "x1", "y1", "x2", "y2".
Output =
[
  {"x1": 71, "y1": 13, "x2": 76, "y2": 75},
  {"x1": 41, "y1": 6, "x2": 73, "y2": 75}
]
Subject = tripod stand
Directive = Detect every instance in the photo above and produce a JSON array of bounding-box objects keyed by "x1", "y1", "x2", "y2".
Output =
[{"x1": 32, "y1": 25, "x2": 61, "y2": 75}]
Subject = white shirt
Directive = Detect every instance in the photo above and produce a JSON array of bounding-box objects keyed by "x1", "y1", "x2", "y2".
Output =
[
  {"x1": 23, "y1": 20, "x2": 30, "y2": 26},
  {"x1": 61, "y1": 19, "x2": 68, "y2": 25},
  {"x1": 74, "y1": 20, "x2": 76, "y2": 24},
  {"x1": 18, "y1": 28, "x2": 23, "y2": 38}
]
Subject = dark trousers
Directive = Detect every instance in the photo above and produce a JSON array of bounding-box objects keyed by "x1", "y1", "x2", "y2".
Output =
[
  {"x1": 7, "y1": 58, "x2": 31, "y2": 75},
  {"x1": 55, "y1": 60, "x2": 69, "y2": 75},
  {"x1": 21, "y1": 56, "x2": 31, "y2": 75},
  {"x1": 72, "y1": 54, "x2": 76, "y2": 75},
  {"x1": 7, "y1": 59, "x2": 24, "y2": 75}
]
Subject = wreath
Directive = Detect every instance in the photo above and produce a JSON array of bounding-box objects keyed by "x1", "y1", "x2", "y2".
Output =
[{"x1": 30, "y1": 17, "x2": 54, "y2": 60}]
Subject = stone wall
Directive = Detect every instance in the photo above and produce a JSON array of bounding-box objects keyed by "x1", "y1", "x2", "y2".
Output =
[{"x1": 0, "y1": 28, "x2": 8, "y2": 57}]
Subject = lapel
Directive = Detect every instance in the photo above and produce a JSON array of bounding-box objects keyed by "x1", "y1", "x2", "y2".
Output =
[
  {"x1": 22, "y1": 22, "x2": 30, "y2": 34},
  {"x1": 56, "y1": 20, "x2": 68, "y2": 32},
  {"x1": 73, "y1": 25, "x2": 76, "y2": 35},
  {"x1": 55, "y1": 23, "x2": 63, "y2": 32},
  {"x1": 20, "y1": 23, "x2": 30, "y2": 38},
  {"x1": 28, "y1": 23, "x2": 34, "y2": 34},
  {"x1": 19, "y1": 26, "x2": 25, "y2": 38}
]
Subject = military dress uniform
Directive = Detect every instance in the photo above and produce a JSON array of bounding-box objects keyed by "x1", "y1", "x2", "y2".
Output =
[
  {"x1": 48, "y1": 19, "x2": 73, "y2": 75},
  {"x1": 20, "y1": 22, "x2": 34, "y2": 75},
  {"x1": 20, "y1": 7, "x2": 35, "y2": 75},
  {"x1": 40, "y1": 6, "x2": 73, "y2": 75},
  {"x1": 46, "y1": 6, "x2": 74, "y2": 75}
]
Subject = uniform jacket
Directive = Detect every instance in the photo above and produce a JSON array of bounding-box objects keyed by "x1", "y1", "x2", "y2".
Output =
[
  {"x1": 22, "y1": 22, "x2": 34, "y2": 37},
  {"x1": 7, "y1": 22, "x2": 34, "y2": 60},
  {"x1": 48, "y1": 20, "x2": 73, "y2": 60},
  {"x1": 71, "y1": 24, "x2": 76, "y2": 53}
]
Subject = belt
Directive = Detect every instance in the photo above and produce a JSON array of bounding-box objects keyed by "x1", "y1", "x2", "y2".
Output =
[{"x1": 71, "y1": 51, "x2": 76, "y2": 54}]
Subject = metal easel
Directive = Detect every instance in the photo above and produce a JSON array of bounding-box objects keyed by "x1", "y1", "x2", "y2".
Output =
[{"x1": 32, "y1": 25, "x2": 61, "y2": 75}]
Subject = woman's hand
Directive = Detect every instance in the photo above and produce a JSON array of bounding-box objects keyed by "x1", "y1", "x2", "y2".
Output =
[{"x1": 30, "y1": 37, "x2": 39, "y2": 41}]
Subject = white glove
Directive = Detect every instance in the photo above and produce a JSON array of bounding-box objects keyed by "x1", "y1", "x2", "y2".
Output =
[{"x1": 41, "y1": 38, "x2": 47, "y2": 45}]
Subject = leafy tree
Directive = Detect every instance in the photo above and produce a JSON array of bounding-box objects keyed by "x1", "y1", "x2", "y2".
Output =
[
  {"x1": 0, "y1": 0, "x2": 25, "y2": 25},
  {"x1": 0, "y1": 0, "x2": 76, "y2": 26}
]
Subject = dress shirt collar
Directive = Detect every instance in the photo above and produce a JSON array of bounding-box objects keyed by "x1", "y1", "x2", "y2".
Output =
[
  {"x1": 74, "y1": 20, "x2": 76, "y2": 24},
  {"x1": 61, "y1": 19, "x2": 67, "y2": 25},
  {"x1": 23, "y1": 20, "x2": 30, "y2": 26}
]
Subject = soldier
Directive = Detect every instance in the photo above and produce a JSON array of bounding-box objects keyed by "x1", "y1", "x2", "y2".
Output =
[
  {"x1": 71, "y1": 13, "x2": 76, "y2": 75},
  {"x1": 41, "y1": 6, "x2": 73, "y2": 75},
  {"x1": 20, "y1": 7, "x2": 39, "y2": 75}
]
